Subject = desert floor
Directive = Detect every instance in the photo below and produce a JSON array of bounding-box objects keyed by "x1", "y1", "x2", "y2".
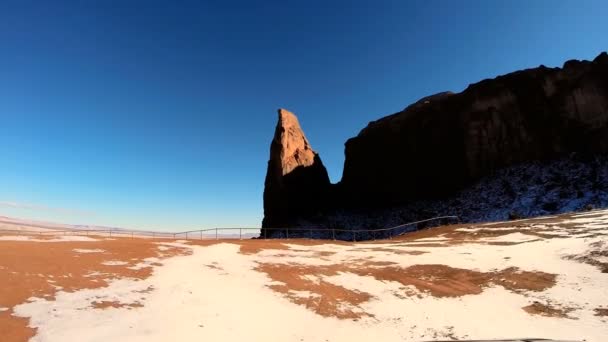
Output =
[{"x1": 1, "y1": 210, "x2": 607, "y2": 342}]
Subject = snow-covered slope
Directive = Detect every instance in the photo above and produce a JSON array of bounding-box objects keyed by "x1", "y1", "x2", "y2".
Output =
[{"x1": 297, "y1": 155, "x2": 608, "y2": 231}]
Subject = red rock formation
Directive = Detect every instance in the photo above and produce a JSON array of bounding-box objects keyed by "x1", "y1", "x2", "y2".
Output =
[
  {"x1": 262, "y1": 109, "x2": 330, "y2": 229},
  {"x1": 262, "y1": 52, "x2": 608, "y2": 230},
  {"x1": 341, "y1": 52, "x2": 608, "y2": 208}
]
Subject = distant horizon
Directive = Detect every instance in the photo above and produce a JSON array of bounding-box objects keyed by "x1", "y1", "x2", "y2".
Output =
[
  {"x1": 0, "y1": 214, "x2": 264, "y2": 236},
  {"x1": 2, "y1": 0, "x2": 607, "y2": 231}
]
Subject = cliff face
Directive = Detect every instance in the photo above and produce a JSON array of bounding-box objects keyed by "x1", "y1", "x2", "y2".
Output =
[
  {"x1": 341, "y1": 52, "x2": 608, "y2": 208},
  {"x1": 262, "y1": 109, "x2": 331, "y2": 229},
  {"x1": 262, "y1": 52, "x2": 608, "y2": 230}
]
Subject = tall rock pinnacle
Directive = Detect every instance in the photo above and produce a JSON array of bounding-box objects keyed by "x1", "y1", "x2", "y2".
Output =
[{"x1": 262, "y1": 109, "x2": 330, "y2": 230}]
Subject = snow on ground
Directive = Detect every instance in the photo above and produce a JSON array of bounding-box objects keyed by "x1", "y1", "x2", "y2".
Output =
[
  {"x1": 8, "y1": 210, "x2": 608, "y2": 341},
  {"x1": 72, "y1": 249, "x2": 105, "y2": 254},
  {"x1": 16, "y1": 243, "x2": 387, "y2": 342},
  {"x1": 127, "y1": 257, "x2": 161, "y2": 270},
  {"x1": 297, "y1": 156, "x2": 608, "y2": 231},
  {"x1": 455, "y1": 226, "x2": 532, "y2": 232},
  {"x1": 0, "y1": 235, "x2": 99, "y2": 242},
  {"x1": 101, "y1": 261, "x2": 129, "y2": 266},
  {"x1": 475, "y1": 232, "x2": 540, "y2": 243}
]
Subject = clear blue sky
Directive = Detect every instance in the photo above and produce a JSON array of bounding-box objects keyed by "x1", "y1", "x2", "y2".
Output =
[{"x1": 1, "y1": 0, "x2": 606, "y2": 230}]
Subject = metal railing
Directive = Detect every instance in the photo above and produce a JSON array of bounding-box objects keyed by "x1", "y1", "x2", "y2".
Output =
[
  {"x1": 0, "y1": 215, "x2": 458, "y2": 242},
  {"x1": 259, "y1": 215, "x2": 458, "y2": 241}
]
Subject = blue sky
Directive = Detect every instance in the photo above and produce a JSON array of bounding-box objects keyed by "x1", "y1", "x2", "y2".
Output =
[{"x1": 1, "y1": 0, "x2": 607, "y2": 230}]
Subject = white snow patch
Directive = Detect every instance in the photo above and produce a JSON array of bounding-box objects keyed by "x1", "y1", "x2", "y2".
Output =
[
  {"x1": 477, "y1": 232, "x2": 539, "y2": 243},
  {"x1": 127, "y1": 257, "x2": 161, "y2": 270},
  {"x1": 481, "y1": 215, "x2": 558, "y2": 226},
  {"x1": 570, "y1": 209, "x2": 608, "y2": 218},
  {"x1": 455, "y1": 226, "x2": 529, "y2": 232},
  {"x1": 411, "y1": 235, "x2": 451, "y2": 242},
  {"x1": 157, "y1": 241, "x2": 191, "y2": 249},
  {"x1": 73, "y1": 249, "x2": 105, "y2": 254},
  {"x1": 301, "y1": 274, "x2": 321, "y2": 284},
  {"x1": 101, "y1": 261, "x2": 129, "y2": 266},
  {"x1": 287, "y1": 289, "x2": 321, "y2": 299},
  {"x1": 399, "y1": 241, "x2": 447, "y2": 245}
]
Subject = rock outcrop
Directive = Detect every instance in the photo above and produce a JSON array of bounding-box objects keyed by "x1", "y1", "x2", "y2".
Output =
[
  {"x1": 341, "y1": 52, "x2": 608, "y2": 208},
  {"x1": 262, "y1": 109, "x2": 331, "y2": 230},
  {"x1": 262, "y1": 52, "x2": 608, "y2": 232}
]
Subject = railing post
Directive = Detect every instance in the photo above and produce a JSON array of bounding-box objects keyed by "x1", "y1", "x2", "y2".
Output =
[
  {"x1": 215, "y1": 228, "x2": 218, "y2": 240},
  {"x1": 286, "y1": 227, "x2": 289, "y2": 239},
  {"x1": 239, "y1": 228, "x2": 242, "y2": 240},
  {"x1": 352, "y1": 230, "x2": 355, "y2": 242},
  {"x1": 372, "y1": 230, "x2": 375, "y2": 240},
  {"x1": 264, "y1": 228, "x2": 267, "y2": 240},
  {"x1": 332, "y1": 228, "x2": 335, "y2": 240}
]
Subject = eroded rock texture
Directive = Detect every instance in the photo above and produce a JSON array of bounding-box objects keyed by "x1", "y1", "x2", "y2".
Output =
[
  {"x1": 342, "y1": 52, "x2": 608, "y2": 208},
  {"x1": 262, "y1": 109, "x2": 331, "y2": 230},
  {"x1": 262, "y1": 52, "x2": 608, "y2": 231}
]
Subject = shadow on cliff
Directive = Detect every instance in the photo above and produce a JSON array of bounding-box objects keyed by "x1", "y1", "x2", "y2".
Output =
[
  {"x1": 262, "y1": 154, "x2": 333, "y2": 230},
  {"x1": 262, "y1": 52, "x2": 608, "y2": 235}
]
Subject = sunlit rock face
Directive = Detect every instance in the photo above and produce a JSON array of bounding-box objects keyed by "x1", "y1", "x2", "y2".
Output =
[{"x1": 262, "y1": 109, "x2": 331, "y2": 229}]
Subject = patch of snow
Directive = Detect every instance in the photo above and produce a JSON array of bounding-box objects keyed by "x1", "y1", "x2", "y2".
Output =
[
  {"x1": 457, "y1": 226, "x2": 535, "y2": 232},
  {"x1": 127, "y1": 257, "x2": 161, "y2": 270},
  {"x1": 411, "y1": 235, "x2": 451, "y2": 242},
  {"x1": 570, "y1": 209, "x2": 608, "y2": 218},
  {"x1": 477, "y1": 232, "x2": 539, "y2": 243},
  {"x1": 73, "y1": 249, "x2": 105, "y2": 254},
  {"x1": 101, "y1": 261, "x2": 129, "y2": 266},
  {"x1": 287, "y1": 290, "x2": 321, "y2": 299},
  {"x1": 84, "y1": 271, "x2": 104, "y2": 278},
  {"x1": 301, "y1": 274, "x2": 321, "y2": 284},
  {"x1": 158, "y1": 241, "x2": 191, "y2": 249},
  {"x1": 292, "y1": 156, "x2": 608, "y2": 235},
  {"x1": 398, "y1": 241, "x2": 447, "y2": 245}
]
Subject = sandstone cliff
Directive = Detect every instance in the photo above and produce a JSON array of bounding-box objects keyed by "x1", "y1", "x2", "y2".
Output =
[
  {"x1": 342, "y1": 52, "x2": 608, "y2": 208},
  {"x1": 262, "y1": 109, "x2": 331, "y2": 230},
  {"x1": 262, "y1": 52, "x2": 608, "y2": 232}
]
